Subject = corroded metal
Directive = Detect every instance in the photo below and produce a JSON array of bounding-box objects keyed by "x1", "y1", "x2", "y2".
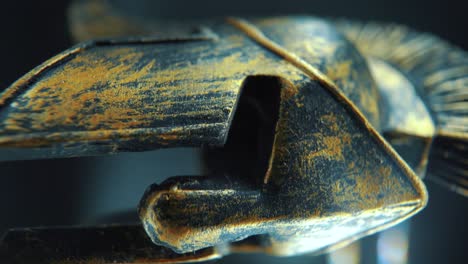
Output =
[
  {"x1": 0, "y1": 225, "x2": 222, "y2": 263},
  {"x1": 0, "y1": 0, "x2": 467, "y2": 263}
]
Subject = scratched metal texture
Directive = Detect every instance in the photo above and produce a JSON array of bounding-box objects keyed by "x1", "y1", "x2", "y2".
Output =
[
  {"x1": 0, "y1": 225, "x2": 222, "y2": 263},
  {"x1": 0, "y1": 14, "x2": 428, "y2": 261},
  {"x1": 1, "y1": 0, "x2": 467, "y2": 262}
]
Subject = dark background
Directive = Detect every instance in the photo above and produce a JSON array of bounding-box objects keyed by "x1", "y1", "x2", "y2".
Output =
[{"x1": 0, "y1": 0, "x2": 467, "y2": 263}]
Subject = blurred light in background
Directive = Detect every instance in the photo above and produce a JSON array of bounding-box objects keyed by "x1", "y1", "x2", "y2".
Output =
[
  {"x1": 377, "y1": 221, "x2": 410, "y2": 264},
  {"x1": 1, "y1": 1, "x2": 467, "y2": 264},
  {"x1": 328, "y1": 240, "x2": 361, "y2": 264}
]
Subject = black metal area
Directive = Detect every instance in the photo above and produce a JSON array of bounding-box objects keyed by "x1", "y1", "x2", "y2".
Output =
[
  {"x1": 202, "y1": 76, "x2": 282, "y2": 187},
  {"x1": 0, "y1": 225, "x2": 218, "y2": 264}
]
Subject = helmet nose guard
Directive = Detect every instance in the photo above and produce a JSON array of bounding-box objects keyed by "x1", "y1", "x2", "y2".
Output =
[{"x1": 138, "y1": 67, "x2": 426, "y2": 257}]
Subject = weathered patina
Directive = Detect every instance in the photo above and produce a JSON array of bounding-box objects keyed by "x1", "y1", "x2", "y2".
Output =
[{"x1": 0, "y1": 0, "x2": 466, "y2": 263}]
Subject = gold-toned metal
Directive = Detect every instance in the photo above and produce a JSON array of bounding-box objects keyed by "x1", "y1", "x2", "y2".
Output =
[{"x1": 0, "y1": 0, "x2": 466, "y2": 263}]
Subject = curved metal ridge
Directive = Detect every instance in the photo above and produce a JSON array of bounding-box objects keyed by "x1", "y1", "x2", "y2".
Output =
[
  {"x1": 1, "y1": 9, "x2": 447, "y2": 262},
  {"x1": 0, "y1": 35, "x2": 217, "y2": 110},
  {"x1": 335, "y1": 20, "x2": 468, "y2": 196},
  {"x1": 226, "y1": 16, "x2": 428, "y2": 206},
  {"x1": 0, "y1": 45, "x2": 85, "y2": 108}
]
